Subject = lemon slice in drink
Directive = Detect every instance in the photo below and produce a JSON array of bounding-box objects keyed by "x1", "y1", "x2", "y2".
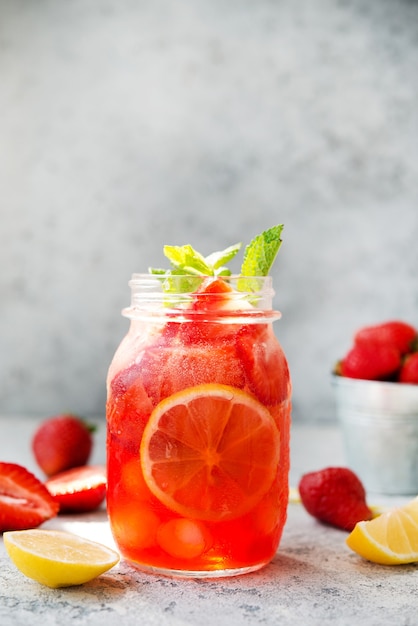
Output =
[
  {"x1": 4, "y1": 529, "x2": 120, "y2": 587},
  {"x1": 346, "y1": 496, "x2": 418, "y2": 564},
  {"x1": 140, "y1": 383, "x2": 280, "y2": 522}
]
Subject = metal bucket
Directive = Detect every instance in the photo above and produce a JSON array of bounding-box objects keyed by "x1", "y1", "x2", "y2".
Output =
[{"x1": 331, "y1": 375, "x2": 418, "y2": 495}]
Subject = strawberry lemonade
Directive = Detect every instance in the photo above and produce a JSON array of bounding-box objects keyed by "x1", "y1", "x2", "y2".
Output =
[{"x1": 106, "y1": 227, "x2": 292, "y2": 577}]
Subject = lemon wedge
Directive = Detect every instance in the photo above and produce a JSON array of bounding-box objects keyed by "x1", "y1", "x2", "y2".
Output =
[
  {"x1": 346, "y1": 496, "x2": 418, "y2": 565},
  {"x1": 4, "y1": 529, "x2": 120, "y2": 587}
]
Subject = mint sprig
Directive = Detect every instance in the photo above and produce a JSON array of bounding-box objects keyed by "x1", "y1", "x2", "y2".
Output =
[
  {"x1": 205, "y1": 243, "x2": 243, "y2": 273},
  {"x1": 162, "y1": 242, "x2": 242, "y2": 276},
  {"x1": 240, "y1": 225, "x2": 283, "y2": 277},
  {"x1": 149, "y1": 224, "x2": 283, "y2": 294}
]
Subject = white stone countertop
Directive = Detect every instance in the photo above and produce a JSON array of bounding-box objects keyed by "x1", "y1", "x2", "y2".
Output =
[{"x1": 1, "y1": 416, "x2": 417, "y2": 626}]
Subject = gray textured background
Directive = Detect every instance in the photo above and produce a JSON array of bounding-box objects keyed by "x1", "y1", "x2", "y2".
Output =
[{"x1": 1, "y1": 0, "x2": 417, "y2": 421}]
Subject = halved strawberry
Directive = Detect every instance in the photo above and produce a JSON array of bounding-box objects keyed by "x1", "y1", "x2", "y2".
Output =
[
  {"x1": 236, "y1": 324, "x2": 290, "y2": 405},
  {"x1": 0, "y1": 462, "x2": 59, "y2": 532},
  {"x1": 45, "y1": 465, "x2": 107, "y2": 514}
]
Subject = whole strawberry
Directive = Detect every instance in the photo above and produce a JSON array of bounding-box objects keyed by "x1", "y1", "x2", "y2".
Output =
[
  {"x1": 354, "y1": 320, "x2": 418, "y2": 356},
  {"x1": 398, "y1": 352, "x2": 418, "y2": 384},
  {"x1": 339, "y1": 343, "x2": 401, "y2": 381},
  {"x1": 32, "y1": 414, "x2": 95, "y2": 477},
  {"x1": 298, "y1": 467, "x2": 373, "y2": 531}
]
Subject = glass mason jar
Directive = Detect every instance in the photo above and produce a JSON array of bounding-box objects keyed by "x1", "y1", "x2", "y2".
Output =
[{"x1": 106, "y1": 274, "x2": 291, "y2": 578}]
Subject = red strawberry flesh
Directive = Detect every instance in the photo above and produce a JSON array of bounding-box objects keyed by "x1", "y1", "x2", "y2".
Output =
[
  {"x1": 0, "y1": 462, "x2": 59, "y2": 532},
  {"x1": 45, "y1": 465, "x2": 107, "y2": 513},
  {"x1": 191, "y1": 276, "x2": 234, "y2": 312},
  {"x1": 236, "y1": 324, "x2": 290, "y2": 405}
]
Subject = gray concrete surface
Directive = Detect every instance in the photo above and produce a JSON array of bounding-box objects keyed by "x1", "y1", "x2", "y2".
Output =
[{"x1": 0, "y1": 416, "x2": 416, "y2": 626}]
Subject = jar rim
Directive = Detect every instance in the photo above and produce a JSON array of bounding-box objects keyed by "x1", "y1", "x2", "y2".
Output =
[
  {"x1": 123, "y1": 274, "x2": 281, "y2": 322},
  {"x1": 129, "y1": 272, "x2": 274, "y2": 281}
]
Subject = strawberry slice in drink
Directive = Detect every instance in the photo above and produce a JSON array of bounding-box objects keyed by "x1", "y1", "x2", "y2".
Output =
[
  {"x1": 178, "y1": 277, "x2": 238, "y2": 345},
  {"x1": 136, "y1": 339, "x2": 245, "y2": 406},
  {"x1": 0, "y1": 462, "x2": 59, "y2": 532},
  {"x1": 191, "y1": 276, "x2": 235, "y2": 311},
  {"x1": 110, "y1": 280, "x2": 247, "y2": 410},
  {"x1": 108, "y1": 373, "x2": 153, "y2": 454},
  {"x1": 236, "y1": 324, "x2": 290, "y2": 405}
]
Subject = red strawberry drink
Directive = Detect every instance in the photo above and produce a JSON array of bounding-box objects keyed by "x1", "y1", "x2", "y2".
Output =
[{"x1": 107, "y1": 251, "x2": 291, "y2": 577}]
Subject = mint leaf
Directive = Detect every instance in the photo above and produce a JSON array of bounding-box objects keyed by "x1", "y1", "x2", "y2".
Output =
[
  {"x1": 163, "y1": 272, "x2": 202, "y2": 295},
  {"x1": 157, "y1": 242, "x2": 242, "y2": 279},
  {"x1": 240, "y1": 225, "x2": 283, "y2": 277},
  {"x1": 164, "y1": 244, "x2": 213, "y2": 275},
  {"x1": 205, "y1": 243, "x2": 242, "y2": 272}
]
